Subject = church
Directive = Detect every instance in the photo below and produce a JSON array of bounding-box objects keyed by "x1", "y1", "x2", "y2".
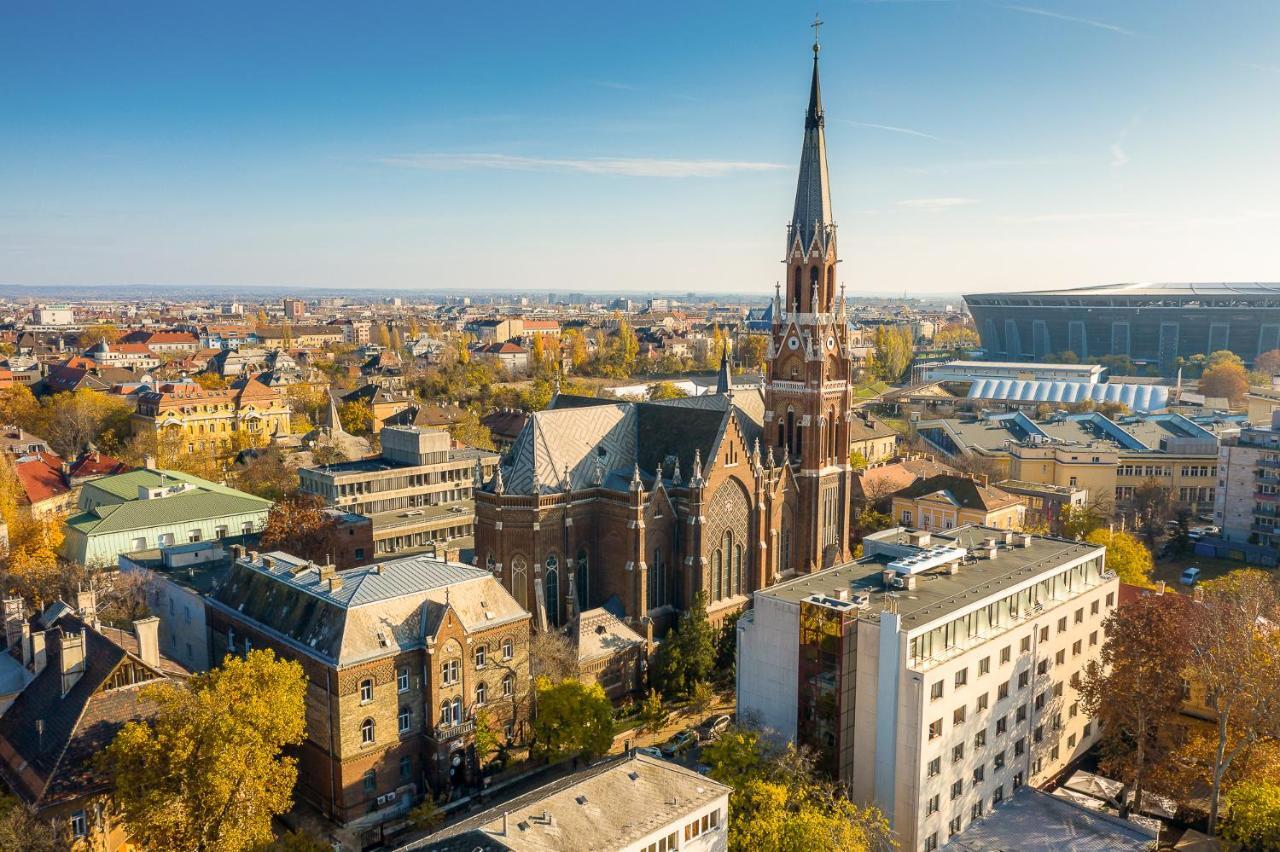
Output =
[{"x1": 473, "y1": 35, "x2": 860, "y2": 634}]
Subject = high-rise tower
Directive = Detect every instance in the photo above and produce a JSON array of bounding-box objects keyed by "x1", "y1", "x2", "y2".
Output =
[{"x1": 766, "y1": 28, "x2": 856, "y2": 572}]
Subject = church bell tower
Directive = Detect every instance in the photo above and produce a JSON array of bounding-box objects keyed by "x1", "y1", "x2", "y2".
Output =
[{"x1": 766, "y1": 23, "x2": 856, "y2": 572}]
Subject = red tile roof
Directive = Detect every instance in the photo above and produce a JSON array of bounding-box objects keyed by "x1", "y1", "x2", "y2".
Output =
[{"x1": 13, "y1": 452, "x2": 69, "y2": 506}]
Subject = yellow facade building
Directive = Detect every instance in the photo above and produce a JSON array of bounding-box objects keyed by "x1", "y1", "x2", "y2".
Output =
[{"x1": 131, "y1": 378, "x2": 290, "y2": 456}]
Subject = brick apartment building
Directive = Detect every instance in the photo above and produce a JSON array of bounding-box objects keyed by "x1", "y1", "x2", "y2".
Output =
[{"x1": 204, "y1": 548, "x2": 531, "y2": 847}]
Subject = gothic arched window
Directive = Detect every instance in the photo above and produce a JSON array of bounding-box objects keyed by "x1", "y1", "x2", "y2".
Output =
[
  {"x1": 545, "y1": 554, "x2": 559, "y2": 627},
  {"x1": 511, "y1": 556, "x2": 528, "y2": 610},
  {"x1": 720, "y1": 531, "x2": 733, "y2": 599},
  {"x1": 576, "y1": 548, "x2": 589, "y2": 611},
  {"x1": 712, "y1": 549, "x2": 723, "y2": 601},
  {"x1": 733, "y1": 542, "x2": 743, "y2": 596}
]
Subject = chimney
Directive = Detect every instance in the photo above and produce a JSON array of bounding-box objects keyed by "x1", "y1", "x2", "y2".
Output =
[
  {"x1": 1002, "y1": 530, "x2": 1015, "y2": 546},
  {"x1": 1017, "y1": 533, "x2": 1032, "y2": 548},
  {"x1": 882, "y1": 569, "x2": 898, "y2": 590},
  {"x1": 29, "y1": 631, "x2": 46, "y2": 675},
  {"x1": 231, "y1": 544, "x2": 245, "y2": 560},
  {"x1": 76, "y1": 589, "x2": 98, "y2": 626},
  {"x1": 3, "y1": 597, "x2": 24, "y2": 652},
  {"x1": 143, "y1": 453, "x2": 158, "y2": 470},
  {"x1": 328, "y1": 576, "x2": 343, "y2": 592},
  {"x1": 60, "y1": 630, "x2": 86, "y2": 696},
  {"x1": 133, "y1": 617, "x2": 160, "y2": 668}
]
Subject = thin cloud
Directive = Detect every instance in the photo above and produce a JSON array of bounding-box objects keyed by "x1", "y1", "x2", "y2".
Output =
[
  {"x1": 1111, "y1": 111, "x2": 1144, "y2": 167},
  {"x1": 379, "y1": 153, "x2": 787, "y2": 178},
  {"x1": 1002, "y1": 4, "x2": 1139, "y2": 37},
  {"x1": 897, "y1": 197, "x2": 979, "y2": 211},
  {"x1": 839, "y1": 120, "x2": 946, "y2": 141}
]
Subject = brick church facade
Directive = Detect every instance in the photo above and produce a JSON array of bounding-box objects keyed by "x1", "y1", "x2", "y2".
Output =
[{"x1": 473, "y1": 37, "x2": 856, "y2": 633}]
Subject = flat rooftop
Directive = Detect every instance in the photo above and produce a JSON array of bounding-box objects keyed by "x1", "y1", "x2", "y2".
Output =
[
  {"x1": 944, "y1": 786, "x2": 1156, "y2": 851},
  {"x1": 404, "y1": 753, "x2": 730, "y2": 851},
  {"x1": 303, "y1": 446, "x2": 491, "y2": 476},
  {"x1": 758, "y1": 526, "x2": 1101, "y2": 632},
  {"x1": 369, "y1": 500, "x2": 475, "y2": 531}
]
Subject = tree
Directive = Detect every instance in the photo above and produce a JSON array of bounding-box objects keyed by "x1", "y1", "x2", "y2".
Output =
[
  {"x1": 647, "y1": 381, "x2": 689, "y2": 400},
  {"x1": 530, "y1": 677, "x2": 614, "y2": 760},
  {"x1": 702, "y1": 726, "x2": 894, "y2": 852},
  {"x1": 39, "y1": 388, "x2": 134, "y2": 457},
  {"x1": 0, "y1": 385, "x2": 40, "y2": 430},
  {"x1": 870, "y1": 325, "x2": 913, "y2": 383},
  {"x1": 448, "y1": 409, "x2": 496, "y2": 451},
  {"x1": 1130, "y1": 479, "x2": 1173, "y2": 548},
  {"x1": 1099, "y1": 354, "x2": 1137, "y2": 377},
  {"x1": 1079, "y1": 593, "x2": 1192, "y2": 816},
  {"x1": 338, "y1": 399, "x2": 373, "y2": 435},
  {"x1": 193, "y1": 371, "x2": 229, "y2": 390},
  {"x1": 82, "y1": 322, "x2": 122, "y2": 346},
  {"x1": 562, "y1": 328, "x2": 589, "y2": 370},
  {"x1": 638, "y1": 689, "x2": 667, "y2": 736},
  {"x1": 473, "y1": 708, "x2": 500, "y2": 766},
  {"x1": 715, "y1": 609, "x2": 743, "y2": 681},
  {"x1": 1207, "y1": 349, "x2": 1244, "y2": 370},
  {"x1": 409, "y1": 798, "x2": 444, "y2": 833},
  {"x1": 1200, "y1": 360, "x2": 1249, "y2": 406},
  {"x1": 0, "y1": 794, "x2": 62, "y2": 852},
  {"x1": 1221, "y1": 780, "x2": 1280, "y2": 849},
  {"x1": 1187, "y1": 570, "x2": 1280, "y2": 833},
  {"x1": 689, "y1": 680, "x2": 715, "y2": 715},
  {"x1": 735, "y1": 333, "x2": 770, "y2": 373},
  {"x1": 932, "y1": 322, "x2": 979, "y2": 353},
  {"x1": 376, "y1": 323, "x2": 392, "y2": 351},
  {"x1": 653, "y1": 592, "x2": 716, "y2": 698},
  {"x1": 530, "y1": 628, "x2": 578, "y2": 682},
  {"x1": 257, "y1": 829, "x2": 332, "y2": 852},
  {"x1": 260, "y1": 494, "x2": 338, "y2": 563},
  {"x1": 232, "y1": 447, "x2": 300, "y2": 501},
  {"x1": 1059, "y1": 503, "x2": 1106, "y2": 540},
  {"x1": 1256, "y1": 348, "x2": 1280, "y2": 377},
  {"x1": 99, "y1": 649, "x2": 307, "y2": 852},
  {"x1": 1084, "y1": 528, "x2": 1154, "y2": 587}
]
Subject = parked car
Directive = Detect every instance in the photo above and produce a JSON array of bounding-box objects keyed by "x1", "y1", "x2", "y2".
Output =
[
  {"x1": 697, "y1": 714, "x2": 732, "y2": 742},
  {"x1": 637, "y1": 746, "x2": 665, "y2": 760},
  {"x1": 660, "y1": 729, "x2": 698, "y2": 758},
  {"x1": 1181, "y1": 566, "x2": 1202, "y2": 586}
]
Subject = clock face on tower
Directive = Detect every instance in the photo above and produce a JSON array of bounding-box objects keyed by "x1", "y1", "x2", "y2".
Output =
[{"x1": 787, "y1": 336, "x2": 799, "y2": 350}]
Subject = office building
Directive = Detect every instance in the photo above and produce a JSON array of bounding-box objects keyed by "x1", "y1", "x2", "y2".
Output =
[
  {"x1": 737, "y1": 525, "x2": 1117, "y2": 851},
  {"x1": 299, "y1": 425, "x2": 498, "y2": 559}
]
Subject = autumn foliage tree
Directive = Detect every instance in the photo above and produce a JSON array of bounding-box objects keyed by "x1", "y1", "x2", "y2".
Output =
[
  {"x1": 1084, "y1": 528, "x2": 1154, "y2": 587},
  {"x1": 260, "y1": 494, "x2": 338, "y2": 562},
  {"x1": 1186, "y1": 569, "x2": 1280, "y2": 834},
  {"x1": 530, "y1": 677, "x2": 614, "y2": 760},
  {"x1": 1200, "y1": 358, "x2": 1249, "y2": 406},
  {"x1": 1079, "y1": 593, "x2": 1193, "y2": 816},
  {"x1": 1256, "y1": 348, "x2": 1280, "y2": 377},
  {"x1": 99, "y1": 649, "x2": 307, "y2": 852}
]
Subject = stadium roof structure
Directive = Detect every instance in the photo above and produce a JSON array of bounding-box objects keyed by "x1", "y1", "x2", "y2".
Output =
[{"x1": 966, "y1": 378, "x2": 1169, "y2": 413}]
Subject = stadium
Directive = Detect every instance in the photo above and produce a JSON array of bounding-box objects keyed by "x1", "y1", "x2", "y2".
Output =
[{"x1": 964, "y1": 283, "x2": 1280, "y2": 373}]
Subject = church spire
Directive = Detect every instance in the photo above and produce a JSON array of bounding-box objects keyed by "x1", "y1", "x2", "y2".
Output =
[
  {"x1": 789, "y1": 17, "x2": 833, "y2": 255},
  {"x1": 715, "y1": 345, "x2": 733, "y2": 395}
]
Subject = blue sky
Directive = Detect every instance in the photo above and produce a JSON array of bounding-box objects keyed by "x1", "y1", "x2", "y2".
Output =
[{"x1": 2, "y1": 1, "x2": 1278, "y2": 295}]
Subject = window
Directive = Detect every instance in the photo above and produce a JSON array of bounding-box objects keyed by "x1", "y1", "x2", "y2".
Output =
[
  {"x1": 1057, "y1": 617, "x2": 1067, "y2": 633},
  {"x1": 502, "y1": 638, "x2": 513, "y2": 660},
  {"x1": 971, "y1": 800, "x2": 984, "y2": 821},
  {"x1": 953, "y1": 743, "x2": 965, "y2": 763},
  {"x1": 1053, "y1": 682, "x2": 1064, "y2": 698},
  {"x1": 928, "y1": 757, "x2": 942, "y2": 778},
  {"x1": 70, "y1": 811, "x2": 87, "y2": 839},
  {"x1": 359, "y1": 679, "x2": 373, "y2": 703},
  {"x1": 1089, "y1": 630, "x2": 1098, "y2": 647},
  {"x1": 951, "y1": 779, "x2": 964, "y2": 800},
  {"x1": 929, "y1": 718, "x2": 943, "y2": 739},
  {"x1": 400, "y1": 755, "x2": 413, "y2": 782},
  {"x1": 1106, "y1": 592, "x2": 1115, "y2": 607},
  {"x1": 442, "y1": 659, "x2": 460, "y2": 685},
  {"x1": 502, "y1": 673, "x2": 515, "y2": 697},
  {"x1": 1072, "y1": 640, "x2": 1082, "y2": 657},
  {"x1": 1016, "y1": 704, "x2": 1027, "y2": 723},
  {"x1": 1068, "y1": 733, "x2": 1078, "y2": 749},
  {"x1": 994, "y1": 750, "x2": 1006, "y2": 770},
  {"x1": 931, "y1": 680, "x2": 945, "y2": 701},
  {"x1": 398, "y1": 706, "x2": 412, "y2": 733},
  {"x1": 476, "y1": 681, "x2": 488, "y2": 705},
  {"x1": 998, "y1": 682, "x2": 1009, "y2": 701},
  {"x1": 397, "y1": 666, "x2": 410, "y2": 693},
  {"x1": 360, "y1": 718, "x2": 375, "y2": 745},
  {"x1": 1037, "y1": 659, "x2": 1048, "y2": 676},
  {"x1": 363, "y1": 769, "x2": 376, "y2": 795},
  {"x1": 1069, "y1": 701, "x2": 1079, "y2": 718},
  {"x1": 1091, "y1": 600, "x2": 1100, "y2": 616},
  {"x1": 974, "y1": 729, "x2": 987, "y2": 749},
  {"x1": 1039, "y1": 626, "x2": 1049, "y2": 642},
  {"x1": 1034, "y1": 725, "x2": 1044, "y2": 744},
  {"x1": 979, "y1": 657, "x2": 991, "y2": 676},
  {"x1": 1034, "y1": 692, "x2": 1045, "y2": 711},
  {"x1": 1074, "y1": 607, "x2": 1084, "y2": 624},
  {"x1": 1014, "y1": 737, "x2": 1026, "y2": 757},
  {"x1": 996, "y1": 716, "x2": 1007, "y2": 735},
  {"x1": 977, "y1": 693, "x2": 989, "y2": 712},
  {"x1": 993, "y1": 785, "x2": 1005, "y2": 805},
  {"x1": 974, "y1": 764, "x2": 986, "y2": 783},
  {"x1": 1018, "y1": 671, "x2": 1029, "y2": 689},
  {"x1": 927, "y1": 794, "x2": 940, "y2": 815},
  {"x1": 949, "y1": 816, "x2": 963, "y2": 836},
  {"x1": 954, "y1": 706, "x2": 967, "y2": 726},
  {"x1": 475, "y1": 645, "x2": 486, "y2": 668},
  {"x1": 955, "y1": 668, "x2": 968, "y2": 688},
  {"x1": 925, "y1": 833, "x2": 939, "y2": 852},
  {"x1": 1084, "y1": 721, "x2": 1093, "y2": 738},
  {"x1": 1020, "y1": 636, "x2": 1031, "y2": 653},
  {"x1": 1001, "y1": 645, "x2": 1012, "y2": 664},
  {"x1": 1055, "y1": 649, "x2": 1065, "y2": 666}
]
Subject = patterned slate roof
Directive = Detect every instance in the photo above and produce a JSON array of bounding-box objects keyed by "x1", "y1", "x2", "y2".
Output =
[{"x1": 495, "y1": 390, "x2": 766, "y2": 496}]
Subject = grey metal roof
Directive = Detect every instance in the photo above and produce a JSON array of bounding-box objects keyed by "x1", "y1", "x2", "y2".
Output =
[
  {"x1": 965, "y1": 281, "x2": 1280, "y2": 298},
  {"x1": 245, "y1": 551, "x2": 488, "y2": 608},
  {"x1": 789, "y1": 46, "x2": 833, "y2": 252}
]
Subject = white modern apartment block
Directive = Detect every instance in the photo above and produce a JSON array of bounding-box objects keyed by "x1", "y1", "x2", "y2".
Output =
[{"x1": 737, "y1": 525, "x2": 1117, "y2": 852}]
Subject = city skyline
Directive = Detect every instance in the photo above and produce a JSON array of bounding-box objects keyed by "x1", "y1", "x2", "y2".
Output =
[{"x1": 4, "y1": 1, "x2": 1279, "y2": 294}]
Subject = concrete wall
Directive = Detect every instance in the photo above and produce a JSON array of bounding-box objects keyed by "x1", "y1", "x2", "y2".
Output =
[{"x1": 735, "y1": 594, "x2": 799, "y2": 741}]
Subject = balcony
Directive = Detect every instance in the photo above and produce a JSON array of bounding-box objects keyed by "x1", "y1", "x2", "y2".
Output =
[
  {"x1": 430, "y1": 719, "x2": 475, "y2": 742},
  {"x1": 1257, "y1": 457, "x2": 1280, "y2": 469}
]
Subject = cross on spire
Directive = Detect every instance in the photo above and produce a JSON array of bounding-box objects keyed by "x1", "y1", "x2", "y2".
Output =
[{"x1": 811, "y1": 13, "x2": 823, "y2": 55}]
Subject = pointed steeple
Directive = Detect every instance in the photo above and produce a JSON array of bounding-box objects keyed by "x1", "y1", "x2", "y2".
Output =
[
  {"x1": 691, "y1": 449, "x2": 704, "y2": 487},
  {"x1": 493, "y1": 465, "x2": 505, "y2": 495},
  {"x1": 716, "y1": 345, "x2": 733, "y2": 395},
  {"x1": 789, "y1": 23, "x2": 834, "y2": 255},
  {"x1": 630, "y1": 463, "x2": 643, "y2": 492},
  {"x1": 671, "y1": 456, "x2": 682, "y2": 487}
]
